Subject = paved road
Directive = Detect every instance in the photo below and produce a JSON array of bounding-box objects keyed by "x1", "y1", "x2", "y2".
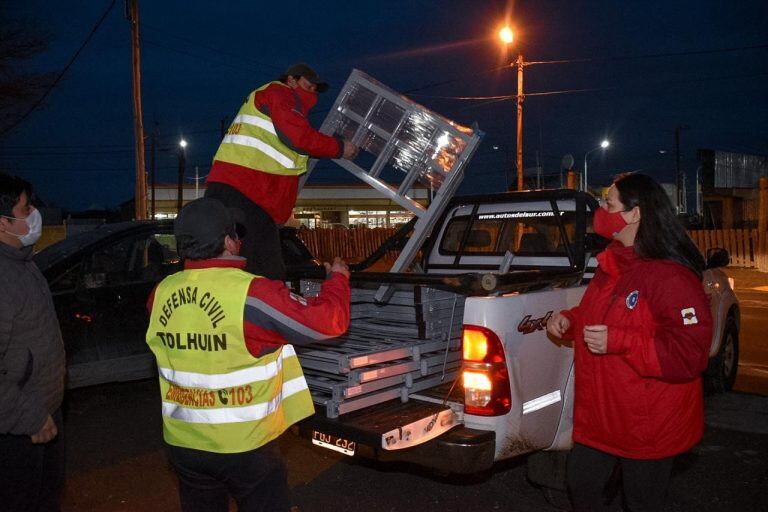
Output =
[
  {"x1": 725, "y1": 268, "x2": 768, "y2": 395},
  {"x1": 61, "y1": 380, "x2": 768, "y2": 512},
  {"x1": 59, "y1": 267, "x2": 768, "y2": 511}
]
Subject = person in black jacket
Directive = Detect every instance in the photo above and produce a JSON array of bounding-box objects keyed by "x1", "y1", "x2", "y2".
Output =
[{"x1": 0, "y1": 171, "x2": 66, "y2": 511}]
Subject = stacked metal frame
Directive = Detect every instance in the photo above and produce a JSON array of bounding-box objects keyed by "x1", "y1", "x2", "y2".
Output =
[{"x1": 296, "y1": 281, "x2": 464, "y2": 418}]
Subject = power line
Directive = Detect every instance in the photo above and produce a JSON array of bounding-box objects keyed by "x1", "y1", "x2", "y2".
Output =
[
  {"x1": 382, "y1": 43, "x2": 768, "y2": 99},
  {"x1": 525, "y1": 43, "x2": 768, "y2": 67},
  {"x1": 0, "y1": 0, "x2": 118, "y2": 137},
  {"x1": 142, "y1": 38, "x2": 263, "y2": 74},
  {"x1": 142, "y1": 24, "x2": 282, "y2": 72},
  {"x1": 0, "y1": 143, "x2": 134, "y2": 149},
  {"x1": 412, "y1": 71, "x2": 768, "y2": 103}
]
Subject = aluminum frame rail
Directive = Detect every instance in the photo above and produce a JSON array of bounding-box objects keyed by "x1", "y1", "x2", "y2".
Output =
[
  {"x1": 299, "y1": 69, "x2": 483, "y2": 302},
  {"x1": 297, "y1": 283, "x2": 465, "y2": 418}
]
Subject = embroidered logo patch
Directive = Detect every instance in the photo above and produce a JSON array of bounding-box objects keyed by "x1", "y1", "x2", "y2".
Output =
[
  {"x1": 625, "y1": 290, "x2": 639, "y2": 309},
  {"x1": 681, "y1": 307, "x2": 698, "y2": 325}
]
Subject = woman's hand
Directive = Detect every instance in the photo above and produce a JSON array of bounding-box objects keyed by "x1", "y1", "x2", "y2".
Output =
[
  {"x1": 584, "y1": 325, "x2": 608, "y2": 354},
  {"x1": 547, "y1": 313, "x2": 571, "y2": 339}
]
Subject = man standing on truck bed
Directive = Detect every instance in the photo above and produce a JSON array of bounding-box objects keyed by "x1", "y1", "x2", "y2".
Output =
[
  {"x1": 205, "y1": 63, "x2": 359, "y2": 281},
  {"x1": 146, "y1": 197, "x2": 350, "y2": 512},
  {"x1": 547, "y1": 173, "x2": 712, "y2": 512}
]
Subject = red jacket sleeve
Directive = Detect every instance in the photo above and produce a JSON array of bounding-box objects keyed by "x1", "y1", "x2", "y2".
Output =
[
  {"x1": 606, "y1": 266, "x2": 712, "y2": 382},
  {"x1": 255, "y1": 84, "x2": 343, "y2": 159},
  {"x1": 146, "y1": 284, "x2": 158, "y2": 313},
  {"x1": 243, "y1": 272, "x2": 350, "y2": 356}
]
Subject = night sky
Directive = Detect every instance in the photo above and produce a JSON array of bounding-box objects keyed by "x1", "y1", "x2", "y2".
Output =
[{"x1": 1, "y1": 0, "x2": 767, "y2": 211}]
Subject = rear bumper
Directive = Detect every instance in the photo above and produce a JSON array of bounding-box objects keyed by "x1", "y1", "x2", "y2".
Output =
[{"x1": 296, "y1": 413, "x2": 496, "y2": 474}]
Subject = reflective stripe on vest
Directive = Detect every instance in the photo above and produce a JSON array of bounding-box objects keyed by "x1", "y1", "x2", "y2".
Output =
[
  {"x1": 162, "y1": 374, "x2": 307, "y2": 424},
  {"x1": 213, "y1": 82, "x2": 309, "y2": 176},
  {"x1": 146, "y1": 267, "x2": 314, "y2": 453}
]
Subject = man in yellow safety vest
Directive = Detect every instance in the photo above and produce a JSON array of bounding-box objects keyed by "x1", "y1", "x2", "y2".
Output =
[
  {"x1": 205, "y1": 63, "x2": 358, "y2": 281},
  {"x1": 146, "y1": 197, "x2": 350, "y2": 512}
]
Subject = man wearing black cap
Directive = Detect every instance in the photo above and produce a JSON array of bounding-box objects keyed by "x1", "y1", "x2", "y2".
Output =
[
  {"x1": 205, "y1": 63, "x2": 358, "y2": 281},
  {"x1": 146, "y1": 197, "x2": 350, "y2": 512}
]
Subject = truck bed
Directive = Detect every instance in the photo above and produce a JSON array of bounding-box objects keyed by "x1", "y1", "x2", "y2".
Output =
[{"x1": 296, "y1": 281, "x2": 464, "y2": 419}]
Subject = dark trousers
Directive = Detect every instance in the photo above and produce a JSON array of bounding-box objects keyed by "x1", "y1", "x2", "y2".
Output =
[
  {"x1": 567, "y1": 443, "x2": 675, "y2": 512},
  {"x1": 205, "y1": 182, "x2": 286, "y2": 281},
  {"x1": 168, "y1": 441, "x2": 291, "y2": 512},
  {"x1": 0, "y1": 409, "x2": 65, "y2": 512}
]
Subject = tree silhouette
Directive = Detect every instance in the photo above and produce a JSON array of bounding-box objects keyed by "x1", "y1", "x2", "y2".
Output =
[{"x1": 0, "y1": 18, "x2": 57, "y2": 135}]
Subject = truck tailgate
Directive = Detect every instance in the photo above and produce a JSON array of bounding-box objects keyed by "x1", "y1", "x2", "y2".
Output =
[{"x1": 296, "y1": 398, "x2": 495, "y2": 474}]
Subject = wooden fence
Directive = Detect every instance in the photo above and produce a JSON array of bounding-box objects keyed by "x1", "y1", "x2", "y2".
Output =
[
  {"x1": 296, "y1": 227, "x2": 401, "y2": 266},
  {"x1": 296, "y1": 226, "x2": 768, "y2": 273},
  {"x1": 689, "y1": 229, "x2": 768, "y2": 272}
]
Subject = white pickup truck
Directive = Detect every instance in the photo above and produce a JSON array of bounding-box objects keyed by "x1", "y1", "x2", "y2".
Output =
[{"x1": 291, "y1": 188, "x2": 740, "y2": 481}]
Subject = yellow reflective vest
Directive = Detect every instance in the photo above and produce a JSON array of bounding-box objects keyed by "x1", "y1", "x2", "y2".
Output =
[
  {"x1": 146, "y1": 267, "x2": 314, "y2": 453},
  {"x1": 213, "y1": 82, "x2": 309, "y2": 177}
]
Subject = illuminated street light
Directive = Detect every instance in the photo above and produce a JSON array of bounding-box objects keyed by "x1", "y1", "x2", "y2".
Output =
[
  {"x1": 499, "y1": 24, "x2": 525, "y2": 191},
  {"x1": 584, "y1": 139, "x2": 610, "y2": 191},
  {"x1": 499, "y1": 26, "x2": 513, "y2": 44},
  {"x1": 179, "y1": 139, "x2": 188, "y2": 149}
]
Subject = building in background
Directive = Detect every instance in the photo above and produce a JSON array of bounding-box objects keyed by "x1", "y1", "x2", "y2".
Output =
[
  {"x1": 698, "y1": 149, "x2": 768, "y2": 229},
  {"x1": 148, "y1": 183, "x2": 429, "y2": 228}
]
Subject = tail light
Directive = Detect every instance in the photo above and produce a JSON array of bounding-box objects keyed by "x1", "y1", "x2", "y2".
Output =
[{"x1": 462, "y1": 325, "x2": 511, "y2": 416}]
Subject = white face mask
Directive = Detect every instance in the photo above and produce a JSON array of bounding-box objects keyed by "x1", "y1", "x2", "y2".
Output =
[{"x1": 3, "y1": 208, "x2": 43, "y2": 246}]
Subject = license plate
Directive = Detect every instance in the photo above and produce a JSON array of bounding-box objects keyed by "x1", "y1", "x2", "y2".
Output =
[{"x1": 311, "y1": 430, "x2": 356, "y2": 456}]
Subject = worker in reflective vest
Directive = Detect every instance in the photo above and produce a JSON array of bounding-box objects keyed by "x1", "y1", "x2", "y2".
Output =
[
  {"x1": 206, "y1": 63, "x2": 359, "y2": 281},
  {"x1": 146, "y1": 197, "x2": 350, "y2": 512}
]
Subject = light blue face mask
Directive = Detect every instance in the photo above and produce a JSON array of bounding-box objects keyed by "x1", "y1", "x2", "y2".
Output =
[{"x1": 2, "y1": 208, "x2": 43, "y2": 246}]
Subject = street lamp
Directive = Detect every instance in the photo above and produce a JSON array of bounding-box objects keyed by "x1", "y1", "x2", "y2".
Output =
[
  {"x1": 499, "y1": 25, "x2": 525, "y2": 191},
  {"x1": 583, "y1": 139, "x2": 610, "y2": 191},
  {"x1": 177, "y1": 139, "x2": 187, "y2": 214}
]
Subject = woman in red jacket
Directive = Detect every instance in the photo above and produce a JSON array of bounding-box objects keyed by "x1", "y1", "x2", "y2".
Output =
[{"x1": 547, "y1": 173, "x2": 712, "y2": 512}]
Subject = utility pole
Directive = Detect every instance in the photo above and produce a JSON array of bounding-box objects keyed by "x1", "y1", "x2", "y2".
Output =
[
  {"x1": 127, "y1": 0, "x2": 147, "y2": 220},
  {"x1": 515, "y1": 54, "x2": 524, "y2": 192},
  {"x1": 675, "y1": 125, "x2": 689, "y2": 213},
  {"x1": 177, "y1": 145, "x2": 186, "y2": 214},
  {"x1": 149, "y1": 123, "x2": 158, "y2": 219}
]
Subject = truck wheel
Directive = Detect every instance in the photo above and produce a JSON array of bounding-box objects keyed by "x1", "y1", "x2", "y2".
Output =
[{"x1": 705, "y1": 317, "x2": 739, "y2": 393}]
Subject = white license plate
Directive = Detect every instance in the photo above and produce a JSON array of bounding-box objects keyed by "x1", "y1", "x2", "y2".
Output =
[{"x1": 311, "y1": 430, "x2": 356, "y2": 456}]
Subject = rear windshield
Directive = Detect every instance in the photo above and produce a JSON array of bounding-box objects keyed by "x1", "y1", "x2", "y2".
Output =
[{"x1": 438, "y1": 210, "x2": 577, "y2": 256}]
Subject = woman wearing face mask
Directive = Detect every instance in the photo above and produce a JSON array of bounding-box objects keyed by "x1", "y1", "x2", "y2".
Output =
[
  {"x1": 205, "y1": 63, "x2": 358, "y2": 281},
  {"x1": 547, "y1": 173, "x2": 712, "y2": 512}
]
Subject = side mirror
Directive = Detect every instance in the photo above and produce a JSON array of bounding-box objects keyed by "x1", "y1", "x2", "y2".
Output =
[{"x1": 706, "y1": 247, "x2": 730, "y2": 269}]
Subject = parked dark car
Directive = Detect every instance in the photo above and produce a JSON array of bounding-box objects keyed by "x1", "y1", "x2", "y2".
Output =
[{"x1": 34, "y1": 221, "x2": 318, "y2": 388}]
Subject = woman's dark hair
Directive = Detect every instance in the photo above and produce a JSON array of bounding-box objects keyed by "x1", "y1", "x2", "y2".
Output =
[
  {"x1": 176, "y1": 225, "x2": 237, "y2": 261},
  {"x1": 0, "y1": 171, "x2": 32, "y2": 217},
  {"x1": 613, "y1": 172, "x2": 705, "y2": 278}
]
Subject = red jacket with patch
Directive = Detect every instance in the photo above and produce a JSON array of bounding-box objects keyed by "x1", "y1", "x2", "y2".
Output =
[
  {"x1": 206, "y1": 82, "x2": 343, "y2": 224},
  {"x1": 561, "y1": 243, "x2": 712, "y2": 459},
  {"x1": 148, "y1": 257, "x2": 350, "y2": 358}
]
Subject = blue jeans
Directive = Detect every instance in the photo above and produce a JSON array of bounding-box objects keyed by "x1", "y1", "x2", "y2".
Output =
[{"x1": 168, "y1": 440, "x2": 291, "y2": 512}]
